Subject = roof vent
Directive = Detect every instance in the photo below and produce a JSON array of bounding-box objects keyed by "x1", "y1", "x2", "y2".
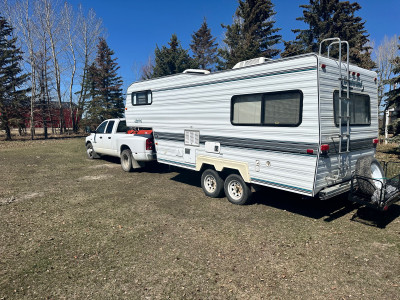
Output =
[
  {"x1": 232, "y1": 57, "x2": 269, "y2": 69},
  {"x1": 183, "y1": 69, "x2": 210, "y2": 75}
]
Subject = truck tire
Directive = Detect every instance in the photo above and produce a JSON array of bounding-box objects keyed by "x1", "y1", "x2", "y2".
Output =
[
  {"x1": 201, "y1": 169, "x2": 225, "y2": 198},
  {"x1": 355, "y1": 156, "x2": 385, "y2": 196},
  {"x1": 224, "y1": 174, "x2": 252, "y2": 205},
  {"x1": 121, "y1": 149, "x2": 133, "y2": 172},
  {"x1": 86, "y1": 142, "x2": 99, "y2": 159}
]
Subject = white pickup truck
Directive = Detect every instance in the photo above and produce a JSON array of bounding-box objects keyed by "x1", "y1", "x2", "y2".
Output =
[{"x1": 85, "y1": 118, "x2": 156, "y2": 171}]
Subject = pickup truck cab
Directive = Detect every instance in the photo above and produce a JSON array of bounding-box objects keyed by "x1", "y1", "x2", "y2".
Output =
[{"x1": 85, "y1": 118, "x2": 156, "y2": 171}]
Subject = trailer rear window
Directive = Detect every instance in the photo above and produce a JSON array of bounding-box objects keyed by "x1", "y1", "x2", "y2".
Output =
[
  {"x1": 131, "y1": 90, "x2": 152, "y2": 106},
  {"x1": 231, "y1": 90, "x2": 302, "y2": 127},
  {"x1": 333, "y1": 91, "x2": 370, "y2": 126}
]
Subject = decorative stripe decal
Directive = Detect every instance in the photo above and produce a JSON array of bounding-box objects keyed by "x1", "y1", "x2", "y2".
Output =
[
  {"x1": 158, "y1": 158, "x2": 196, "y2": 168},
  {"x1": 155, "y1": 132, "x2": 376, "y2": 155},
  {"x1": 154, "y1": 66, "x2": 317, "y2": 93},
  {"x1": 251, "y1": 177, "x2": 312, "y2": 193},
  {"x1": 155, "y1": 132, "x2": 318, "y2": 156}
]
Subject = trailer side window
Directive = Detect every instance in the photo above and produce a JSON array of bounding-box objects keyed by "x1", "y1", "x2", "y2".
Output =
[
  {"x1": 231, "y1": 90, "x2": 302, "y2": 127},
  {"x1": 131, "y1": 90, "x2": 152, "y2": 106},
  {"x1": 333, "y1": 91, "x2": 370, "y2": 126},
  {"x1": 263, "y1": 91, "x2": 302, "y2": 126},
  {"x1": 232, "y1": 94, "x2": 262, "y2": 124}
]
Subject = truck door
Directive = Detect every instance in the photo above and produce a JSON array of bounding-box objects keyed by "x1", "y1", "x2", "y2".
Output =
[
  {"x1": 102, "y1": 120, "x2": 116, "y2": 155},
  {"x1": 93, "y1": 120, "x2": 108, "y2": 152}
]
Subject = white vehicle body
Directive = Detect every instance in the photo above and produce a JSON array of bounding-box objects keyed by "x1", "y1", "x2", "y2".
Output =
[
  {"x1": 85, "y1": 118, "x2": 156, "y2": 165},
  {"x1": 125, "y1": 49, "x2": 378, "y2": 200}
]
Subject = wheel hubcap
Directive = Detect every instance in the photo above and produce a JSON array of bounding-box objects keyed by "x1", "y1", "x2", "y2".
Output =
[
  {"x1": 87, "y1": 148, "x2": 93, "y2": 157},
  {"x1": 228, "y1": 180, "x2": 243, "y2": 201},
  {"x1": 204, "y1": 175, "x2": 216, "y2": 193},
  {"x1": 371, "y1": 162, "x2": 384, "y2": 189},
  {"x1": 122, "y1": 154, "x2": 129, "y2": 169}
]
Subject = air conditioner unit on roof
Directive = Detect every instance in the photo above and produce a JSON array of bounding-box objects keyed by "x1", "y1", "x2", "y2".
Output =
[{"x1": 232, "y1": 57, "x2": 270, "y2": 69}]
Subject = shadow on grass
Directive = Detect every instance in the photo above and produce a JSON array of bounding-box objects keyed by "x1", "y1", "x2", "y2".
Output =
[
  {"x1": 350, "y1": 204, "x2": 400, "y2": 229},
  {"x1": 101, "y1": 156, "x2": 174, "y2": 174},
  {"x1": 170, "y1": 169, "x2": 400, "y2": 227},
  {"x1": 99, "y1": 160, "x2": 400, "y2": 227}
]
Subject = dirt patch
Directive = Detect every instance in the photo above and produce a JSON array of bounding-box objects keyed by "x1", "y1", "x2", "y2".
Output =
[
  {"x1": 89, "y1": 164, "x2": 120, "y2": 169},
  {"x1": 0, "y1": 192, "x2": 44, "y2": 205},
  {"x1": 78, "y1": 175, "x2": 110, "y2": 181}
]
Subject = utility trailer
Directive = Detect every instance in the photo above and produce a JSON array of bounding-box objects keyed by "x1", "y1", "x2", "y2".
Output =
[{"x1": 125, "y1": 38, "x2": 399, "y2": 210}]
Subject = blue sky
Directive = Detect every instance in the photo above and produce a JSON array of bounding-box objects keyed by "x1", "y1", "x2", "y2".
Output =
[{"x1": 69, "y1": 0, "x2": 399, "y2": 92}]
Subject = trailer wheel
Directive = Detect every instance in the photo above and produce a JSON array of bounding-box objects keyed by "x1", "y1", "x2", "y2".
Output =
[
  {"x1": 224, "y1": 174, "x2": 252, "y2": 205},
  {"x1": 201, "y1": 169, "x2": 224, "y2": 198},
  {"x1": 355, "y1": 156, "x2": 385, "y2": 196},
  {"x1": 121, "y1": 149, "x2": 133, "y2": 172},
  {"x1": 86, "y1": 143, "x2": 99, "y2": 159}
]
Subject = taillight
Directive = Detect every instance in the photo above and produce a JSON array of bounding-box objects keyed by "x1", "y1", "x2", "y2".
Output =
[
  {"x1": 146, "y1": 138, "x2": 153, "y2": 150},
  {"x1": 373, "y1": 138, "x2": 379, "y2": 145},
  {"x1": 320, "y1": 144, "x2": 329, "y2": 155}
]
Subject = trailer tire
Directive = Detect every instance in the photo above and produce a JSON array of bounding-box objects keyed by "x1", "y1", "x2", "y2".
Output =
[
  {"x1": 121, "y1": 149, "x2": 133, "y2": 172},
  {"x1": 224, "y1": 174, "x2": 252, "y2": 205},
  {"x1": 86, "y1": 143, "x2": 99, "y2": 159},
  {"x1": 201, "y1": 169, "x2": 225, "y2": 198},
  {"x1": 355, "y1": 156, "x2": 385, "y2": 196}
]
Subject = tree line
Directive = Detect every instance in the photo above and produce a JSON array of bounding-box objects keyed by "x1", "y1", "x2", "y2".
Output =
[
  {"x1": 1, "y1": 0, "x2": 400, "y2": 140},
  {"x1": 0, "y1": 0, "x2": 123, "y2": 140}
]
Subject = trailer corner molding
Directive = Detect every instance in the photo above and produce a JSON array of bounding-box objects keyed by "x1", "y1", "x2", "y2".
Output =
[{"x1": 196, "y1": 156, "x2": 250, "y2": 183}]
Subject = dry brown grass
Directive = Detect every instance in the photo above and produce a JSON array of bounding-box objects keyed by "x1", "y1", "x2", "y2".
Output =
[{"x1": 0, "y1": 138, "x2": 399, "y2": 299}]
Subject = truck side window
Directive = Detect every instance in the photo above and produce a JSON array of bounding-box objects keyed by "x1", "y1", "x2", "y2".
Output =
[
  {"x1": 105, "y1": 121, "x2": 115, "y2": 134},
  {"x1": 96, "y1": 121, "x2": 108, "y2": 133},
  {"x1": 117, "y1": 120, "x2": 128, "y2": 132}
]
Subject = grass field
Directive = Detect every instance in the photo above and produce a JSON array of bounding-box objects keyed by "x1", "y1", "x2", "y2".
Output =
[{"x1": 0, "y1": 138, "x2": 399, "y2": 299}]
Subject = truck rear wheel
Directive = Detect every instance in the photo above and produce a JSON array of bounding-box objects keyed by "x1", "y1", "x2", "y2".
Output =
[
  {"x1": 201, "y1": 169, "x2": 224, "y2": 198},
  {"x1": 355, "y1": 156, "x2": 385, "y2": 196},
  {"x1": 121, "y1": 149, "x2": 133, "y2": 172},
  {"x1": 224, "y1": 174, "x2": 252, "y2": 205}
]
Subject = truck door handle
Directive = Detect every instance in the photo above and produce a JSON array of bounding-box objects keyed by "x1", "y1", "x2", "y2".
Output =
[
  {"x1": 99, "y1": 136, "x2": 102, "y2": 139},
  {"x1": 108, "y1": 137, "x2": 111, "y2": 139}
]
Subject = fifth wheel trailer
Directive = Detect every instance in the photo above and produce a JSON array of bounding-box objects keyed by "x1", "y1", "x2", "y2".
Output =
[{"x1": 124, "y1": 38, "x2": 399, "y2": 210}]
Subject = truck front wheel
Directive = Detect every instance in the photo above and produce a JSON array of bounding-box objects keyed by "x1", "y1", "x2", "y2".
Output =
[{"x1": 121, "y1": 149, "x2": 133, "y2": 172}]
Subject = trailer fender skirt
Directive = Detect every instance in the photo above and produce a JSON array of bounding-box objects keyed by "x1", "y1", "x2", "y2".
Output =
[{"x1": 196, "y1": 156, "x2": 250, "y2": 182}]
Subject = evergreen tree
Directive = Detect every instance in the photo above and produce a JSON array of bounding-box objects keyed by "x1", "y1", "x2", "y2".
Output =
[
  {"x1": 152, "y1": 34, "x2": 195, "y2": 78},
  {"x1": 85, "y1": 38, "x2": 124, "y2": 126},
  {"x1": 190, "y1": 18, "x2": 218, "y2": 70},
  {"x1": 0, "y1": 15, "x2": 30, "y2": 140},
  {"x1": 218, "y1": 0, "x2": 281, "y2": 70},
  {"x1": 282, "y1": 0, "x2": 374, "y2": 69},
  {"x1": 385, "y1": 37, "x2": 400, "y2": 107}
]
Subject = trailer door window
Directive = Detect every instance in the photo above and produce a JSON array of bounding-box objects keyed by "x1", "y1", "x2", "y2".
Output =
[
  {"x1": 333, "y1": 91, "x2": 370, "y2": 126},
  {"x1": 263, "y1": 91, "x2": 302, "y2": 126},
  {"x1": 232, "y1": 94, "x2": 262, "y2": 124}
]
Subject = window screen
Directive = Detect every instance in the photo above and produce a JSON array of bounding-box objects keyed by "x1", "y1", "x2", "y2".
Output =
[
  {"x1": 264, "y1": 91, "x2": 301, "y2": 126},
  {"x1": 333, "y1": 91, "x2": 370, "y2": 126},
  {"x1": 105, "y1": 120, "x2": 115, "y2": 133},
  {"x1": 96, "y1": 121, "x2": 107, "y2": 133},
  {"x1": 231, "y1": 90, "x2": 302, "y2": 127}
]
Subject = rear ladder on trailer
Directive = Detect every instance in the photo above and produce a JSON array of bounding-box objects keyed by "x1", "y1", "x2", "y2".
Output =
[{"x1": 320, "y1": 38, "x2": 351, "y2": 181}]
